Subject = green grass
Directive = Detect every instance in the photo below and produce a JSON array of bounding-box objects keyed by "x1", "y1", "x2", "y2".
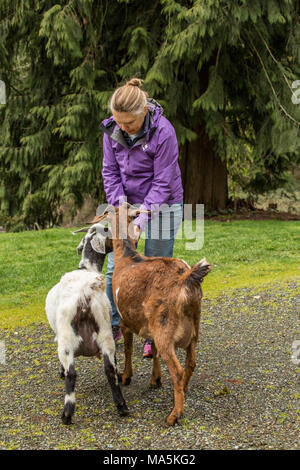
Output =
[{"x1": 0, "y1": 220, "x2": 299, "y2": 329}]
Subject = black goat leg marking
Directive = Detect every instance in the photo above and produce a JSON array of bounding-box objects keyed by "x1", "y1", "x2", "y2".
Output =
[
  {"x1": 114, "y1": 353, "x2": 124, "y2": 384},
  {"x1": 61, "y1": 364, "x2": 77, "y2": 425},
  {"x1": 103, "y1": 354, "x2": 129, "y2": 417},
  {"x1": 59, "y1": 365, "x2": 65, "y2": 379},
  {"x1": 115, "y1": 352, "x2": 122, "y2": 383}
]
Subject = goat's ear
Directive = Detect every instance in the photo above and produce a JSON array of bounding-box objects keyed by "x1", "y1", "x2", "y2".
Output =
[
  {"x1": 77, "y1": 238, "x2": 85, "y2": 255},
  {"x1": 91, "y1": 233, "x2": 106, "y2": 254},
  {"x1": 90, "y1": 204, "x2": 115, "y2": 224},
  {"x1": 127, "y1": 207, "x2": 139, "y2": 217},
  {"x1": 127, "y1": 207, "x2": 150, "y2": 217}
]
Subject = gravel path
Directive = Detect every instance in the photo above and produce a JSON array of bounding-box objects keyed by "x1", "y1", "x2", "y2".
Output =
[{"x1": 0, "y1": 282, "x2": 299, "y2": 450}]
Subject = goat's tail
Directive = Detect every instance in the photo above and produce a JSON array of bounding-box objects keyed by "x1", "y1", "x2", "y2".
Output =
[
  {"x1": 184, "y1": 258, "x2": 211, "y2": 289},
  {"x1": 177, "y1": 258, "x2": 211, "y2": 306}
]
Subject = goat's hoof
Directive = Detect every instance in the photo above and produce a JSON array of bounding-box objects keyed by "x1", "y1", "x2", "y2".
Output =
[
  {"x1": 150, "y1": 377, "x2": 162, "y2": 389},
  {"x1": 117, "y1": 402, "x2": 130, "y2": 417},
  {"x1": 122, "y1": 376, "x2": 131, "y2": 386},
  {"x1": 165, "y1": 412, "x2": 181, "y2": 426},
  {"x1": 118, "y1": 373, "x2": 131, "y2": 385},
  {"x1": 61, "y1": 412, "x2": 73, "y2": 425}
]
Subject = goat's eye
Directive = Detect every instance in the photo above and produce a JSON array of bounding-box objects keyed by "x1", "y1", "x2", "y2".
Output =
[{"x1": 104, "y1": 227, "x2": 109, "y2": 233}]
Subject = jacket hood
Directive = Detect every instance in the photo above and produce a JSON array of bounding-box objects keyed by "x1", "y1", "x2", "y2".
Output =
[{"x1": 147, "y1": 97, "x2": 164, "y2": 121}]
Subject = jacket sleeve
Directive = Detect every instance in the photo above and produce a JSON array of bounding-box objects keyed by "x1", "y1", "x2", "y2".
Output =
[
  {"x1": 133, "y1": 126, "x2": 179, "y2": 231},
  {"x1": 144, "y1": 126, "x2": 179, "y2": 207},
  {"x1": 101, "y1": 133, "x2": 126, "y2": 206}
]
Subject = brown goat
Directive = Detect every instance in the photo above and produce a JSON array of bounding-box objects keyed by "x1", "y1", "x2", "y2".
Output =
[{"x1": 94, "y1": 204, "x2": 210, "y2": 425}]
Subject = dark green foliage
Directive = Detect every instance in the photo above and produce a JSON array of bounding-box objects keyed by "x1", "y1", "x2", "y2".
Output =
[
  {"x1": 0, "y1": 0, "x2": 300, "y2": 230},
  {"x1": 144, "y1": 0, "x2": 300, "y2": 196},
  {"x1": 0, "y1": 0, "x2": 119, "y2": 228}
]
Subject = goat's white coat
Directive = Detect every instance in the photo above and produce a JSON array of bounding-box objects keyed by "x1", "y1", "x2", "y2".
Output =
[
  {"x1": 46, "y1": 269, "x2": 115, "y2": 373},
  {"x1": 44, "y1": 223, "x2": 130, "y2": 424}
]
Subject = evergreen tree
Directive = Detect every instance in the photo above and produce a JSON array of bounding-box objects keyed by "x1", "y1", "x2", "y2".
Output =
[
  {"x1": 0, "y1": 0, "x2": 299, "y2": 229},
  {"x1": 144, "y1": 0, "x2": 300, "y2": 209},
  {"x1": 0, "y1": 0, "x2": 164, "y2": 228}
]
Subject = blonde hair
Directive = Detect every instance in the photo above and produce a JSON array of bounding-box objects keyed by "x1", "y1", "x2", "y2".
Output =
[{"x1": 110, "y1": 78, "x2": 149, "y2": 115}]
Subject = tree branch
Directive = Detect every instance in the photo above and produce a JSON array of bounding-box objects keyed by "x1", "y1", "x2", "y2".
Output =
[{"x1": 245, "y1": 29, "x2": 300, "y2": 127}]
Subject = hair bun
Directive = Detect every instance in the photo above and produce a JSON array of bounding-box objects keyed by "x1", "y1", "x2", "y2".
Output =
[
  {"x1": 110, "y1": 77, "x2": 148, "y2": 113},
  {"x1": 126, "y1": 78, "x2": 143, "y2": 88}
]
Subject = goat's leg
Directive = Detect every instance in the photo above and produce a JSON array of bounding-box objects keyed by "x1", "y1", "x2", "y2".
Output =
[
  {"x1": 95, "y1": 328, "x2": 129, "y2": 417},
  {"x1": 183, "y1": 340, "x2": 197, "y2": 392},
  {"x1": 158, "y1": 346, "x2": 185, "y2": 426},
  {"x1": 150, "y1": 341, "x2": 162, "y2": 388},
  {"x1": 103, "y1": 353, "x2": 129, "y2": 417},
  {"x1": 58, "y1": 340, "x2": 77, "y2": 425},
  {"x1": 120, "y1": 326, "x2": 133, "y2": 385},
  {"x1": 183, "y1": 315, "x2": 200, "y2": 392},
  {"x1": 61, "y1": 363, "x2": 77, "y2": 425}
]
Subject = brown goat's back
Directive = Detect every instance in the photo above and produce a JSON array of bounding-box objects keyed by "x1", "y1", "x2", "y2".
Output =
[{"x1": 112, "y1": 255, "x2": 208, "y2": 348}]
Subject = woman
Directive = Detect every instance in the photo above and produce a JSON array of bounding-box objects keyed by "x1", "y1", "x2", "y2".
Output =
[{"x1": 100, "y1": 78, "x2": 183, "y2": 358}]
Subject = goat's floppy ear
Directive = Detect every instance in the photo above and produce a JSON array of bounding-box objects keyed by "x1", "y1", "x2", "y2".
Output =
[
  {"x1": 127, "y1": 207, "x2": 139, "y2": 217},
  {"x1": 127, "y1": 207, "x2": 150, "y2": 217},
  {"x1": 123, "y1": 203, "x2": 150, "y2": 218},
  {"x1": 90, "y1": 232, "x2": 106, "y2": 254}
]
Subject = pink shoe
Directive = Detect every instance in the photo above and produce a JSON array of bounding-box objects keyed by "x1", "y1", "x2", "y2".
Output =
[
  {"x1": 143, "y1": 340, "x2": 153, "y2": 359},
  {"x1": 112, "y1": 326, "x2": 122, "y2": 342}
]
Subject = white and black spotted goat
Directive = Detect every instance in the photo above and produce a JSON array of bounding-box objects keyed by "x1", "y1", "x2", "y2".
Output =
[{"x1": 45, "y1": 223, "x2": 129, "y2": 425}]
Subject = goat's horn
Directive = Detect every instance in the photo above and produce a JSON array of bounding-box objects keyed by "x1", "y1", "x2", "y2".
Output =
[
  {"x1": 89, "y1": 214, "x2": 109, "y2": 224},
  {"x1": 71, "y1": 227, "x2": 90, "y2": 234}
]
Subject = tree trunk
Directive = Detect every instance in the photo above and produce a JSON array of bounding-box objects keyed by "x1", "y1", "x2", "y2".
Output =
[
  {"x1": 178, "y1": 53, "x2": 228, "y2": 212},
  {"x1": 179, "y1": 124, "x2": 228, "y2": 211}
]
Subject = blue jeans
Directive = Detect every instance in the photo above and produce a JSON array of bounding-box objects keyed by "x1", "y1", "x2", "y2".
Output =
[{"x1": 106, "y1": 202, "x2": 183, "y2": 327}]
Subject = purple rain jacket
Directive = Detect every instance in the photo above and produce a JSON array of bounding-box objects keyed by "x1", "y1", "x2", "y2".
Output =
[{"x1": 100, "y1": 98, "x2": 183, "y2": 231}]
